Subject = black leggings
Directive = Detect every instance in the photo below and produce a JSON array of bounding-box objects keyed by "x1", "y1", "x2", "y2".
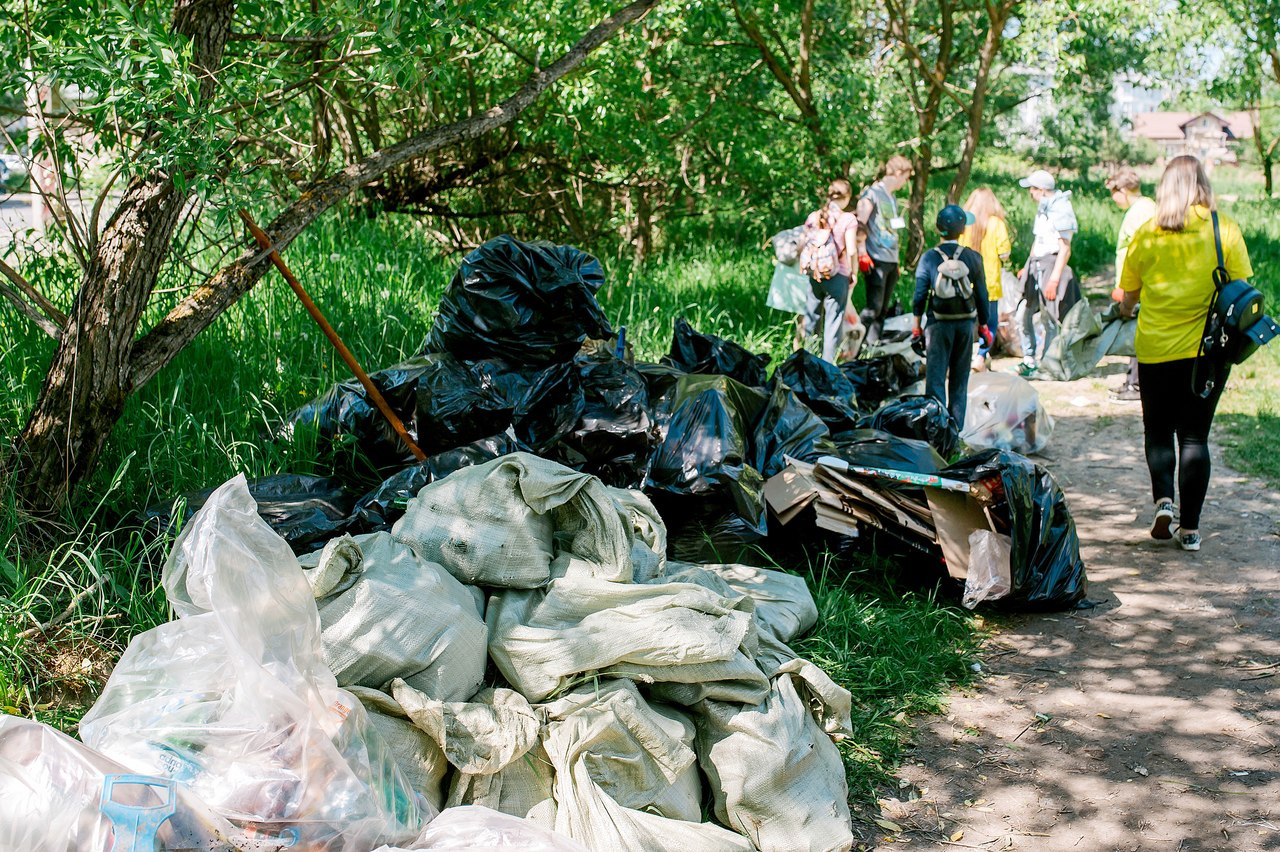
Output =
[
  {"x1": 859, "y1": 260, "x2": 900, "y2": 344},
  {"x1": 1137, "y1": 358, "x2": 1228, "y2": 530}
]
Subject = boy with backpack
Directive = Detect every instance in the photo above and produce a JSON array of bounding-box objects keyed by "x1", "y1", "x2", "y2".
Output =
[{"x1": 912, "y1": 204, "x2": 992, "y2": 429}]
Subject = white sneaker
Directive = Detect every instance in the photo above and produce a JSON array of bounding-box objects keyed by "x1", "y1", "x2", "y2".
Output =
[
  {"x1": 1150, "y1": 499, "x2": 1175, "y2": 540},
  {"x1": 1177, "y1": 529, "x2": 1201, "y2": 552}
]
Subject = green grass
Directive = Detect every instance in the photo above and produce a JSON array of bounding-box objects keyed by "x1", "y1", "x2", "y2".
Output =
[{"x1": 793, "y1": 551, "x2": 980, "y2": 800}]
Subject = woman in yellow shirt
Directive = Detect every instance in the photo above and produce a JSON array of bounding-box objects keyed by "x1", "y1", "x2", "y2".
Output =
[
  {"x1": 960, "y1": 189, "x2": 1012, "y2": 362},
  {"x1": 1118, "y1": 155, "x2": 1253, "y2": 552},
  {"x1": 960, "y1": 188, "x2": 1012, "y2": 300}
]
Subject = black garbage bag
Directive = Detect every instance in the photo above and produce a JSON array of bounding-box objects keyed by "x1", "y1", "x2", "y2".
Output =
[
  {"x1": 512, "y1": 344, "x2": 659, "y2": 488},
  {"x1": 661, "y1": 317, "x2": 771, "y2": 388},
  {"x1": 840, "y1": 352, "x2": 924, "y2": 410},
  {"x1": 645, "y1": 374, "x2": 769, "y2": 556},
  {"x1": 944, "y1": 449, "x2": 1088, "y2": 611},
  {"x1": 772, "y1": 349, "x2": 862, "y2": 437},
  {"x1": 421, "y1": 234, "x2": 611, "y2": 366},
  {"x1": 634, "y1": 361, "x2": 688, "y2": 433},
  {"x1": 830, "y1": 428, "x2": 945, "y2": 474},
  {"x1": 348, "y1": 433, "x2": 520, "y2": 533},
  {"x1": 415, "y1": 356, "x2": 533, "y2": 453},
  {"x1": 285, "y1": 355, "x2": 439, "y2": 479},
  {"x1": 862, "y1": 394, "x2": 961, "y2": 458},
  {"x1": 143, "y1": 474, "x2": 355, "y2": 554},
  {"x1": 285, "y1": 354, "x2": 532, "y2": 482},
  {"x1": 752, "y1": 379, "x2": 834, "y2": 477}
]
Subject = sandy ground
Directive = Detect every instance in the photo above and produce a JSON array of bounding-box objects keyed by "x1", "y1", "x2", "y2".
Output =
[{"x1": 855, "y1": 355, "x2": 1280, "y2": 851}]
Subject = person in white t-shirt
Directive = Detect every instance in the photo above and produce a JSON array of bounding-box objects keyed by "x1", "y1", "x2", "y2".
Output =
[{"x1": 1016, "y1": 169, "x2": 1078, "y2": 377}]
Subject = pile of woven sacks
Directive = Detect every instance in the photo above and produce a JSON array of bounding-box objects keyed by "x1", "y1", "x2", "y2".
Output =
[{"x1": 4, "y1": 452, "x2": 855, "y2": 851}]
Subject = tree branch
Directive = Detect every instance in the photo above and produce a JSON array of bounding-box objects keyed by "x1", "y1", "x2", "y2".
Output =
[
  {"x1": 128, "y1": 0, "x2": 660, "y2": 390},
  {"x1": 0, "y1": 255, "x2": 67, "y2": 327},
  {"x1": 0, "y1": 260, "x2": 62, "y2": 340}
]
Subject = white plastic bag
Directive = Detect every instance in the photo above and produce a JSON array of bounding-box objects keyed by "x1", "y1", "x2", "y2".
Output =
[
  {"x1": 0, "y1": 715, "x2": 242, "y2": 852},
  {"x1": 374, "y1": 805, "x2": 588, "y2": 851},
  {"x1": 299, "y1": 532, "x2": 488, "y2": 701},
  {"x1": 962, "y1": 529, "x2": 1013, "y2": 608},
  {"x1": 962, "y1": 370, "x2": 1053, "y2": 454},
  {"x1": 80, "y1": 475, "x2": 431, "y2": 850}
]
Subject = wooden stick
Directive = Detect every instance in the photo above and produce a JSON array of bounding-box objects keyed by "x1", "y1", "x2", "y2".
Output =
[{"x1": 238, "y1": 209, "x2": 427, "y2": 461}]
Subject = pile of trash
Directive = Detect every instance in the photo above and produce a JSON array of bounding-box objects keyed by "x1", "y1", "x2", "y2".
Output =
[
  {"x1": 5, "y1": 468, "x2": 855, "y2": 850},
  {"x1": 73, "y1": 233, "x2": 1093, "y2": 849}
]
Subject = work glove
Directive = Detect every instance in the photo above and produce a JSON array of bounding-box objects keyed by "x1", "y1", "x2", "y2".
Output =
[
  {"x1": 978, "y1": 325, "x2": 994, "y2": 349},
  {"x1": 911, "y1": 325, "x2": 923, "y2": 340},
  {"x1": 858, "y1": 251, "x2": 874, "y2": 273},
  {"x1": 1110, "y1": 286, "x2": 1125, "y2": 303}
]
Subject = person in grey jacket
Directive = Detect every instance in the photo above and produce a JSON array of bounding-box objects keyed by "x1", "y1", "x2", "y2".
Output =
[
  {"x1": 1017, "y1": 169, "x2": 1078, "y2": 377},
  {"x1": 912, "y1": 205, "x2": 992, "y2": 429}
]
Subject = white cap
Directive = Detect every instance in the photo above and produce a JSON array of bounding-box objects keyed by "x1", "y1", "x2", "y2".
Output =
[{"x1": 1019, "y1": 169, "x2": 1055, "y2": 191}]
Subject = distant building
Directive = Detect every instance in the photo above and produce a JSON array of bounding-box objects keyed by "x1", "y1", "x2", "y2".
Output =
[{"x1": 1127, "y1": 111, "x2": 1255, "y2": 164}]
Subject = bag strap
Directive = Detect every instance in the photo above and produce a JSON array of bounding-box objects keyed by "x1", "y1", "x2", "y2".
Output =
[
  {"x1": 1193, "y1": 211, "x2": 1229, "y2": 399},
  {"x1": 1211, "y1": 210, "x2": 1229, "y2": 290}
]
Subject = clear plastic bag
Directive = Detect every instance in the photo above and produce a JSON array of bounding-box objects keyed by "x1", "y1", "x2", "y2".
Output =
[
  {"x1": 0, "y1": 715, "x2": 243, "y2": 852},
  {"x1": 375, "y1": 805, "x2": 589, "y2": 851},
  {"x1": 962, "y1": 529, "x2": 1013, "y2": 608},
  {"x1": 80, "y1": 475, "x2": 432, "y2": 850}
]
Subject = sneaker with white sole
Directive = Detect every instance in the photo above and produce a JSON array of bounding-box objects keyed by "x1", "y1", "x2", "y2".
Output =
[
  {"x1": 1177, "y1": 529, "x2": 1201, "y2": 551},
  {"x1": 1150, "y1": 499, "x2": 1175, "y2": 540}
]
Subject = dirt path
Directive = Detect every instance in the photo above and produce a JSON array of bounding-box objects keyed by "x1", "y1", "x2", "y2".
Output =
[{"x1": 861, "y1": 356, "x2": 1280, "y2": 851}]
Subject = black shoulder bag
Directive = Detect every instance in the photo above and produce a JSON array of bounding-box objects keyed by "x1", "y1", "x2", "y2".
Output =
[{"x1": 1191, "y1": 211, "x2": 1278, "y2": 398}]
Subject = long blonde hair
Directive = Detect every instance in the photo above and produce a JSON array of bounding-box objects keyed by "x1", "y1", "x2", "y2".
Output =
[
  {"x1": 962, "y1": 187, "x2": 1006, "y2": 249},
  {"x1": 1155, "y1": 155, "x2": 1214, "y2": 231}
]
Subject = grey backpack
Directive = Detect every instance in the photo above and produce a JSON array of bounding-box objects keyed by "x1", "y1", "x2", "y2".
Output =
[{"x1": 931, "y1": 247, "x2": 977, "y2": 320}]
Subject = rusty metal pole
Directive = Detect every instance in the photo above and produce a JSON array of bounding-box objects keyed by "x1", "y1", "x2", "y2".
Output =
[{"x1": 238, "y1": 209, "x2": 427, "y2": 462}]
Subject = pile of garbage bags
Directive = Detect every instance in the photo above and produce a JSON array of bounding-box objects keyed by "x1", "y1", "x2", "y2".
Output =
[
  {"x1": 11, "y1": 469, "x2": 858, "y2": 850},
  {"x1": 146, "y1": 235, "x2": 1076, "y2": 589}
]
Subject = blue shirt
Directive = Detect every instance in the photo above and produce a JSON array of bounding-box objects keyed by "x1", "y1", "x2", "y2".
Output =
[{"x1": 912, "y1": 241, "x2": 990, "y2": 327}]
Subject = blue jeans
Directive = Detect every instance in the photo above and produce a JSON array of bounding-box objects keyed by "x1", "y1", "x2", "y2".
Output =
[
  {"x1": 925, "y1": 319, "x2": 974, "y2": 429},
  {"x1": 804, "y1": 273, "x2": 851, "y2": 362}
]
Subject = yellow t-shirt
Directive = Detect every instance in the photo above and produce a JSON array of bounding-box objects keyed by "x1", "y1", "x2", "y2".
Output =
[
  {"x1": 959, "y1": 215, "x2": 1012, "y2": 300},
  {"x1": 1119, "y1": 205, "x2": 1253, "y2": 363}
]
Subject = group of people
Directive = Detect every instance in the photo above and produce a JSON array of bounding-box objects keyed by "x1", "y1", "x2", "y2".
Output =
[{"x1": 792, "y1": 154, "x2": 1256, "y2": 553}]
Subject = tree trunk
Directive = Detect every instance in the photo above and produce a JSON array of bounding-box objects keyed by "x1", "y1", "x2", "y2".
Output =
[
  {"x1": 12, "y1": 0, "x2": 237, "y2": 516},
  {"x1": 10, "y1": 0, "x2": 659, "y2": 516},
  {"x1": 948, "y1": 2, "x2": 1012, "y2": 203}
]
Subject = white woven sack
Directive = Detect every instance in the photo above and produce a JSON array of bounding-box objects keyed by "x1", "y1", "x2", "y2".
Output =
[
  {"x1": 391, "y1": 681, "x2": 541, "y2": 777},
  {"x1": 669, "y1": 561, "x2": 818, "y2": 645},
  {"x1": 393, "y1": 452, "x2": 635, "y2": 588},
  {"x1": 299, "y1": 532, "x2": 487, "y2": 702},
  {"x1": 606, "y1": 486, "x2": 668, "y2": 581},
  {"x1": 487, "y1": 571, "x2": 765, "y2": 704},
  {"x1": 373, "y1": 805, "x2": 588, "y2": 852},
  {"x1": 541, "y1": 681, "x2": 754, "y2": 852},
  {"x1": 695, "y1": 663, "x2": 855, "y2": 852},
  {"x1": 349, "y1": 686, "x2": 450, "y2": 810},
  {"x1": 447, "y1": 741, "x2": 558, "y2": 828}
]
